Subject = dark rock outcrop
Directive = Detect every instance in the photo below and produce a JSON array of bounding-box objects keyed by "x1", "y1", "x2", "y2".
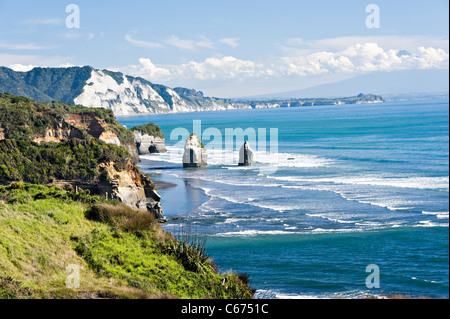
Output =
[{"x1": 239, "y1": 141, "x2": 255, "y2": 166}]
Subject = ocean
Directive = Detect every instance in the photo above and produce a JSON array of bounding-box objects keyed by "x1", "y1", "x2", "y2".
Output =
[{"x1": 117, "y1": 99, "x2": 449, "y2": 299}]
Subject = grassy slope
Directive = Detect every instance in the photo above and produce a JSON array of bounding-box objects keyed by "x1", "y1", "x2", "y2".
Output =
[{"x1": 0, "y1": 183, "x2": 253, "y2": 299}]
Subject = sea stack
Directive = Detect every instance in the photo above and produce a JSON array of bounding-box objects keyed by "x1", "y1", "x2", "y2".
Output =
[
  {"x1": 130, "y1": 123, "x2": 167, "y2": 155},
  {"x1": 183, "y1": 133, "x2": 208, "y2": 168},
  {"x1": 239, "y1": 141, "x2": 254, "y2": 166},
  {"x1": 134, "y1": 131, "x2": 167, "y2": 154}
]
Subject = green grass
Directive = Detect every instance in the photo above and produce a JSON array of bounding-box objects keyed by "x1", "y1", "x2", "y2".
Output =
[
  {"x1": 130, "y1": 122, "x2": 165, "y2": 139},
  {"x1": 0, "y1": 183, "x2": 253, "y2": 299}
]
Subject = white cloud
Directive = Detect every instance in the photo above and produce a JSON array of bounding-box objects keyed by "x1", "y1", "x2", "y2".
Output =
[
  {"x1": 0, "y1": 53, "x2": 40, "y2": 66},
  {"x1": 165, "y1": 35, "x2": 220, "y2": 50},
  {"x1": 166, "y1": 35, "x2": 197, "y2": 50},
  {"x1": 415, "y1": 47, "x2": 450, "y2": 69},
  {"x1": 121, "y1": 56, "x2": 265, "y2": 83},
  {"x1": 6, "y1": 62, "x2": 80, "y2": 72},
  {"x1": 62, "y1": 32, "x2": 81, "y2": 40},
  {"x1": 196, "y1": 36, "x2": 216, "y2": 49},
  {"x1": 20, "y1": 18, "x2": 63, "y2": 26},
  {"x1": 283, "y1": 35, "x2": 449, "y2": 54},
  {"x1": 0, "y1": 42, "x2": 57, "y2": 50},
  {"x1": 125, "y1": 34, "x2": 239, "y2": 51},
  {"x1": 178, "y1": 56, "x2": 263, "y2": 80},
  {"x1": 277, "y1": 43, "x2": 448, "y2": 76},
  {"x1": 120, "y1": 42, "x2": 448, "y2": 85},
  {"x1": 125, "y1": 58, "x2": 172, "y2": 81},
  {"x1": 124, "y1": 34, "x2": 165, "y2": 49},
  {"x1": 219, "y1": 38, "x2": 239, "y2": 48},
  {"x1": 0, "y1": 53, "x2": 75, "y2": 70},
  {"x1": 8, "y1": 64, "x2": 38, "y2": 72}
]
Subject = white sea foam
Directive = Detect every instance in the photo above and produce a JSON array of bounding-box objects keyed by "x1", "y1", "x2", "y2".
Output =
[
  {"x1": 284, "y1": 181, "x2": 431, "y2": 213},
  {"x1": 202, "y1": 178, "x2": 283, "y2": 188},
  {"x1": 200, "y1": 187, "x2": 299, "y2": 213},
  {"x1": 245, "y1": 202, "x2": 298, "y2": 213},
  {"x1": 354, "y1": 199, "x2": 417, "y2": 211},
  {"x1": 142, "y1": 146, "x2": 333, "y2": 169},
  {"x1": 254, "y1": 290, "x2": 320, "y2": 300},
  {"x1": 144, "y1": 145, "x2": 448, "y2": 232},
  {"x1": 274, "y1": 292, "x2": 321, "y2": 299},
  {"x1": 411, "y1": 277, "x2": 439, "y2": 284},
  {"x1": 223, "y1": 218, "x2": 241, "y2": 224},
  {"x1": 415, "y1": 221, "x2": 449, "y2": 228},
  {"x1": 338, "y1": 176, "x2": 449, "y2": 190},
  {"x1": 268, "y1": 175, "x2": 449, "y2": 190},
  {"x1": 213, "y1": 230, "x2": 302, "y2": 237},
  {"x1": 255, "y1": 289, "x2": 374, "y2": 300},
  {"x1": 422, "y1": 211, "x2": 449, "y2": 219},
  {"x1": 306, "y1": 213, "x2": 358, "y2": 224},
  {"x1": 216, "y1": 226, "x2": 364, "y2": 236},
  {"x1": 311, "y1": 228, "x2": 362, "y2": 234}
]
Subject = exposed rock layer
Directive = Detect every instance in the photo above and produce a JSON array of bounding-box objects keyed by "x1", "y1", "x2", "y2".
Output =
[{"x1": 0, "y1": 94, "x2": 161, "y2": 218}]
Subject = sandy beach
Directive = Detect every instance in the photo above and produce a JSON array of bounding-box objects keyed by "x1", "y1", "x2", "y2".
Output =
[{"x1": 154, "y1": 181, "x2": 177, "y2": 190}]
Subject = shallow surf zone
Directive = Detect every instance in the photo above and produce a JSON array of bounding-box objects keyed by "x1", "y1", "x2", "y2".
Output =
[
  {"x1": 155, "y1": 160, "x2": 449, "y2": 237},
  {"x1": 203, "y1": 227, "x2": 449, "y2": 299},
  {"x1": 141, "y1": 139, "x2": 448, "y2": 298},
  {"x1": 132, "y1": 100, "x2": 449, "y2": 299},
  {"x1": 140, "y1": 145, "x2": 334, "y2": 169}
]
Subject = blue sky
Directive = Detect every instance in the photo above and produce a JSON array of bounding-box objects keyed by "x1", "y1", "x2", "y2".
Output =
[{"x1": 0, "y1": 0, "x2": 448, "y2": 97}]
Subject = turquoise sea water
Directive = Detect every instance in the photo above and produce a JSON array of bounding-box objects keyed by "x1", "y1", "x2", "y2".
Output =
[{"x1": 118, "y1": 100, "x2": 449, "y2": 298}]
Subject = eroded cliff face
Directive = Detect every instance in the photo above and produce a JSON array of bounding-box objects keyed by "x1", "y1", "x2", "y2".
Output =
[
  {"x1": 29, "y1": 112, "x2": 140, "y2": 163},
  {"x1": 46, "y1": 159, "x2": 163, "y2": 220},
  {"x1": 0, "y1": 102, "x2": 161, "y2": 218},
  {"x1": 33, "y1": 121, "x2": 84, "y2": 143},
  {"x1": 98, "y1": 160, "x2": 163, "y2": 219}
]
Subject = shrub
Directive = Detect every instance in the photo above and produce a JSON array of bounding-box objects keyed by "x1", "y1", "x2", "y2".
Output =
[
  {"x1": 130, "y1": 123, "x2": 164, "y2": 139},
  {"x1": 86, "y1": 204, "x2": 156, "y2": 235},
  {"x1": 0, "y1": 277, "x2": 33, "y2": 299},
  {"x1": 0, "y1": 138, "x2": 132, "y2": 184},
  {"x1": 162, "y1": 226, "x2": 212, "y2": 274}
]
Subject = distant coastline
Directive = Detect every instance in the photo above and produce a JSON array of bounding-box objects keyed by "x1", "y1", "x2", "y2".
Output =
[{"x1": 0, "y1": 66, "x2": 384, "y2": 117}]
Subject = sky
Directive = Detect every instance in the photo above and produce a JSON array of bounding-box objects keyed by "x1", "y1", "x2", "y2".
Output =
[{"x1": 0, "y1": 0, "x2": 448, "y2": 97}]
